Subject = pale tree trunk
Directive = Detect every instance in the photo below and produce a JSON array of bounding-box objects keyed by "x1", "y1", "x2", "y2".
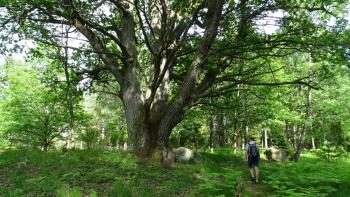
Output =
[
  {"x1": 209, "y1": 116, "x2": 214, "y2": 153},
  {"x1": 311, "y1": 137, "x2": 316, "y2": 150},
  {"x1": 123, "y1": 142, "x2": 128, "y2": 151},
  {"x1": 209, "y1": 113, "x2": 218, "y2": 148},
  {"x1": 222, "y1": 113, "x2": 228, "y2": 146},
  {"x1": 285, "y1": 120, "x2": 290, "y2": 145},
  {"x1": 293, "y1": 124, "x2": 297, "y2": 149},
  {"x1": 233, "y1": 134, "x2": 238, "y2": 153},
  {"x1": 101, "y1": 119, "x2": 105, "y2": 140},
  {"x1": 241, "y1": 123, "x2": 249, "y2": 149},
  {"x1": 244, "y1": 125, "x2": 249, "y2": 147},
  {"x1": 218, "y1": 113, "x2": 226, "y2": 147},
  {"x1": 232, "y1": 84, "x2": 240, "y2": 153},
  {"x1": 264, "y1": 128, "x2": 268, "y2": 148},
  {"x1": 232, "y1": 108, "x2": 239, "y2": 153},
  {"x1": 242, "y1": 87, "x2": 249, "y2": 149}
]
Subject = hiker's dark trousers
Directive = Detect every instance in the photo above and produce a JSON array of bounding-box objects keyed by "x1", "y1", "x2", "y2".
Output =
[{"x1": 248, "y1": 156, "x2": 259, "y2": 168}]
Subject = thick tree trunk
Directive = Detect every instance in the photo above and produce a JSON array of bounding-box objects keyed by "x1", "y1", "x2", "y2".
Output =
[{"x1": 118, "y1": 0, "x2": 150, "y2": 155}]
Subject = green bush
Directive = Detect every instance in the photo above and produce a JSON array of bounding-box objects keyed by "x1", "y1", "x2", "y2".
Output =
[
  {"x1": 79, "y1": 128, "x2": 100, "y2": 149},
  {"x1": 315, "y1": 140, "x2": 347, "y2": 162}
]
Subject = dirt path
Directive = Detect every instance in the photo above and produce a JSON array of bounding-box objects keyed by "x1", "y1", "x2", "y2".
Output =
[
  {"x1": 236, "y1": 165, "x2": 270, "y2": 197},
  {"x1": 235, "y1": 175, "x2": 270, "y2": 197}
]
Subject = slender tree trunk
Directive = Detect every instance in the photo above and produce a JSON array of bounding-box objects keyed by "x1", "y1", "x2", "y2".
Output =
[
  {"x1": 264, "y1": 128, "x2": 268, "y2": 148},
  {"x1": 63, "y1": 27, "x2": 75, "y2": 149},
  {"x1": 232, "y1": 83, "x2": 241, "y2": 153},
  {"x1": 233, "y1": 133, "x2": 238, "y2": 153},
  {"x1": 209, "y1": 114, "x2": 216, "y2": 148},
  {"x1": 242, "y1": 88, "x2": 249, "y2": 149},
  {"x1": 285, "y1": 120, "x2": 290, "y2": 145},
  {"x1": 241, "y1": 138, "x2": 245, "y2": 149},
  {"x1": 218, "y1": 113, "x2": 226, "y2": 147},
  {"x1": 293, "y1": 53, "x2": 313, "y2": 161},
  {"x1": 311, "y1": 137, "x2": 316, "y2": 150},
  {"x1": 293, "y1": 124, "x2": 297, "y2": 149}
]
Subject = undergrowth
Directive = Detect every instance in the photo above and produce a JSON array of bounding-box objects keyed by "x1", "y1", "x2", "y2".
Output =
[
  {"x1": 261, "y1": 152, "x2": 350, "y2": 197},
  {"x1": 0, "y1": 148, "x2": 241, "y2": 197},
  {"x1": 0, "y1": 148, "x2": 349, "y2": 196}
]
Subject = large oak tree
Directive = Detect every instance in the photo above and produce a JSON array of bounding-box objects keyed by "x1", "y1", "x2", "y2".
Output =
[{"x1": 0, "y1": 0, "x2": 348, "y2": 157}]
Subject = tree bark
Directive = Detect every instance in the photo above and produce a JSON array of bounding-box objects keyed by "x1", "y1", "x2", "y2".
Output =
[
  {"x1": 157, "y1": 0, "x2": 224, "y2": 148},
  {"x1": 63, "y1": 28, "x2": 75, "y2": 149},
  {"x1": 293, "y1": 53, "x2": 313, "y2": 161},
  {"x1": 218, "y1": 113, "x2": 227, "y2": 147},
  {"x1": 209, "y1": 113, "x2": 217, "y2": 148}
]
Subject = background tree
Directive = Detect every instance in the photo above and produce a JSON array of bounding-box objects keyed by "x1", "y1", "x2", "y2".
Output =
[{"x1": 0, "y1": 60, "x2": 68, "y2": 150}]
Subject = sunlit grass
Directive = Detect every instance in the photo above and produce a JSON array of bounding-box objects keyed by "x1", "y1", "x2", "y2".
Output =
[{"x1": 261, "y1": 152, "x2": 350, "y2": 196}]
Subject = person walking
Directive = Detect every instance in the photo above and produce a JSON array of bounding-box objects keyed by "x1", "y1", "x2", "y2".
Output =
[{"x1": 245, "y1": 136, "x2": 260, "y2": 183}]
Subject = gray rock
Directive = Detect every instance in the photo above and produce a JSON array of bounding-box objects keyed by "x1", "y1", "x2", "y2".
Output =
[
  {"x1": 175, "y1": 147, "x2": 202, "y2": 163},
  {"x1": 265, "y1": 146, "x2": 288, "y2": 162}
]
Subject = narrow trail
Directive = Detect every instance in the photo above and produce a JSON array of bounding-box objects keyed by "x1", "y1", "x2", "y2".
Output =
[
  {"x1": 234, "y1": 157, "x2": 271, "y2": 197},
  {"x1": 235, "y1": 174, "x2": 270, "y2": 197}
]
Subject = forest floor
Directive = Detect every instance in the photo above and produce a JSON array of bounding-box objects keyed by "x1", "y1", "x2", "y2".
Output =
[{"x1": 0, "y1": 148, "x2": 349, "y2": 197}]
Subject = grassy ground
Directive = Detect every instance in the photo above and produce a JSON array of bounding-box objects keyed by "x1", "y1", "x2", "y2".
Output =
[
  {"x1": 260, "y1": 152, "x2": 350, "y2": 197},
  {"x1": 0, "y1": 148, "x2": 349, "y2": 197}
]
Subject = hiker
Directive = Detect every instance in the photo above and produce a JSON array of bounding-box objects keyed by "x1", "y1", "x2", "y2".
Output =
[{"x1": 245, "y1": 136, "x2": 260, "y2": 183}]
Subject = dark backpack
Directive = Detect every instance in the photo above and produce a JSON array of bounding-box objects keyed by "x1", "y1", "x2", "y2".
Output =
[{"x1": 248, "y1": 143, "x2": 259, "y2": 158}]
